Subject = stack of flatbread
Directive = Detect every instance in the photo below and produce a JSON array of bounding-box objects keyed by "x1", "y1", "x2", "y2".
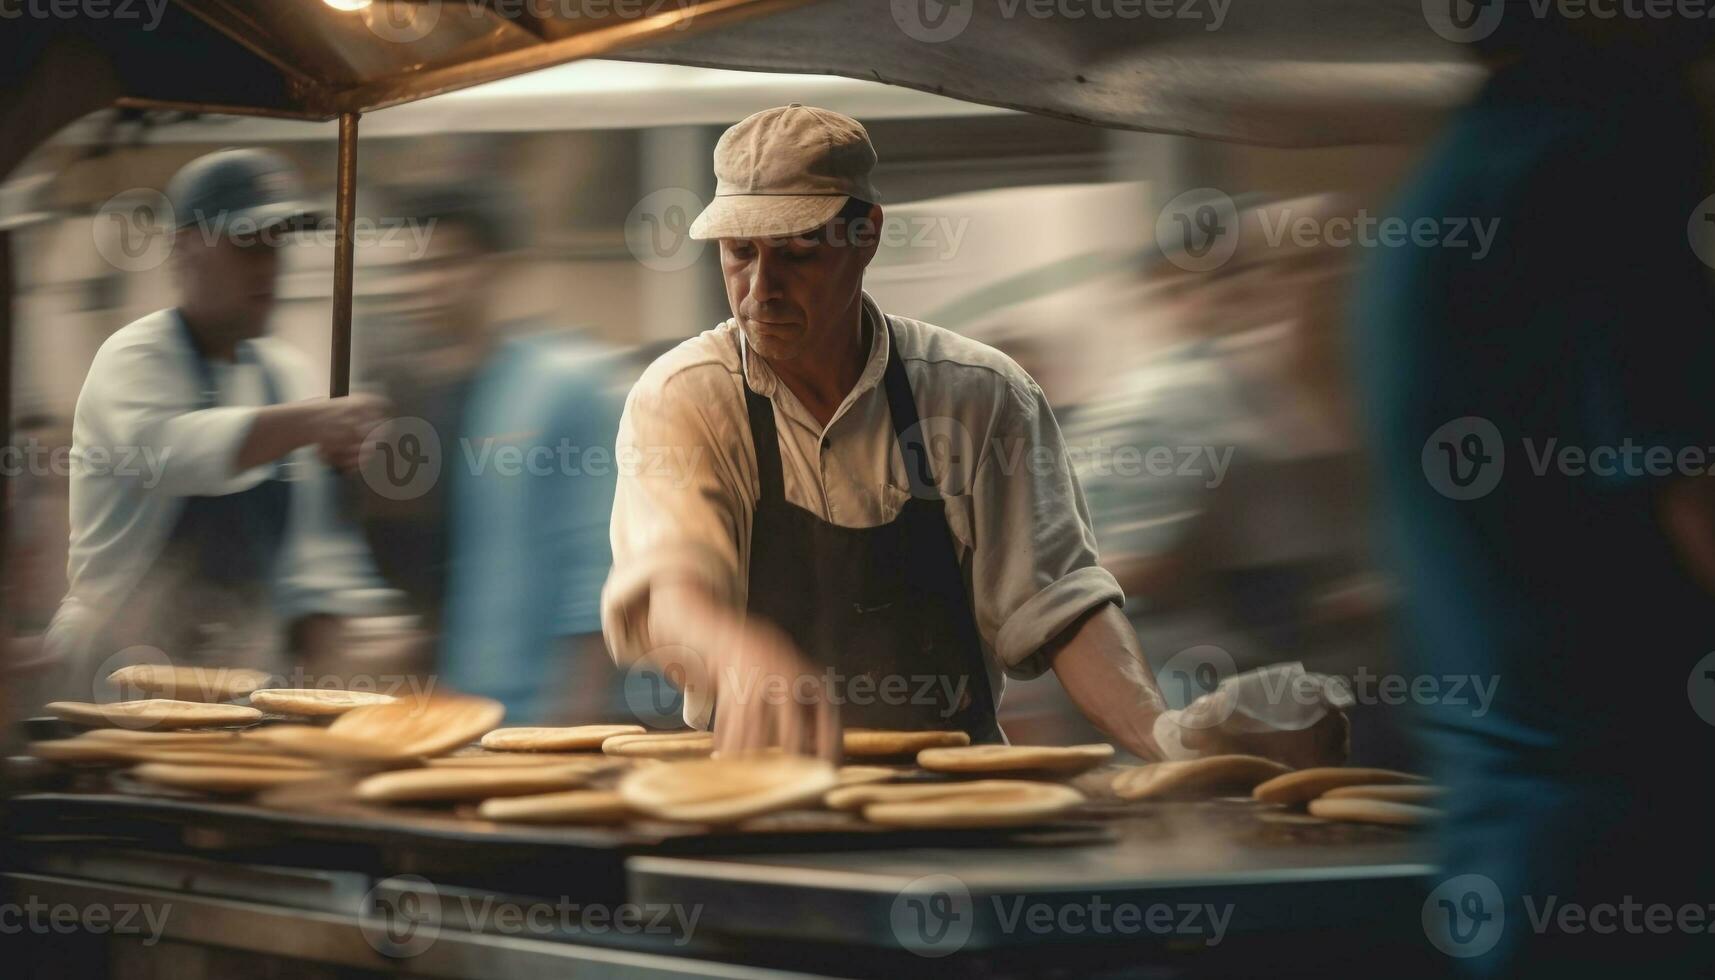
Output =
[
  {"x1": 826, "y1": 779, "x2": 1085, "y2": 828},
  {"x1": 32, "y1": 676, "x2": 516, "y2": 796},
  {"x1": 1253, "y1": 767, "x2": 1442, "y2": 826},
  {"x1": 30, "y1": 726, "x2": 329, "y2": 793},
  {"x1": 1108, "y1": 756, "x2": 1440, "y2": 826}
]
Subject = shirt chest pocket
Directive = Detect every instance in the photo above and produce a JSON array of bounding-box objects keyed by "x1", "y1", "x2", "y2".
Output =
[{"x1": 879, "y1": 483, "x2": 975, "y2": 555}]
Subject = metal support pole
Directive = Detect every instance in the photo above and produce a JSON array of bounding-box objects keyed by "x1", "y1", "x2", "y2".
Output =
[
  {"x1": 0, "y1": 230, "x2": 13, "y2": 638},
  {"x1": 330, "y1": 111, "x2": 359, "y2": 397}
]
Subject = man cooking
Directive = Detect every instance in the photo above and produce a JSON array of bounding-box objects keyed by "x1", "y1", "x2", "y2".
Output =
[
  {"x1": 603, "y1": 105, "x2": 1347, "y2": 759},
  {"x1": 44, "y1": 149, "x2": 392, "y2": 697}
]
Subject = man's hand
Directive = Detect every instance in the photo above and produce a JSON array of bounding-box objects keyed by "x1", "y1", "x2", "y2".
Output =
[
  {"x1": 314, "y1": 393, "x2": 389, "y2": 472},
  {"x1": 1165, "y1": 666, "x2": 1353, "y2": 769},
  {"x1": 236, "y1": 393, "x2": 391, "y2": 474},
  {"x1": 648, "y1": 579, "x2": 839, "y2": 759},
  {"x1": 705, "y1": 616, "x2": 840, "y2": 759}
]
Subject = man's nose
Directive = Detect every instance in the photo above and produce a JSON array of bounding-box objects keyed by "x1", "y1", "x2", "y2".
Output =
[{"x1": 749, "y1": 247, "x2": 785, "y2": 302}]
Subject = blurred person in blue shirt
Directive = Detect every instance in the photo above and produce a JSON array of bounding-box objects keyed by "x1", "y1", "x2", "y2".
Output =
[
  {"x1": 1356, "y1": 20, "x2": 1715, "y2": 978},
  {"x1": 359, "y1": 184, "x2": 625, "y2": 723}
]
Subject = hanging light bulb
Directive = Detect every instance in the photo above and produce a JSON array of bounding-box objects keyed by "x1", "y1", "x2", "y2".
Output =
[{"x1": 323, "y1": 0, "x2": 373, "y2": 11}]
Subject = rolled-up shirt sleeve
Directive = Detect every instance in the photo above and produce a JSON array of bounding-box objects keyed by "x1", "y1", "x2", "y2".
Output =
[
  {"x1": 971, "y1": 377, "x2": 1124, "y2": 679},
  {"x1": 601, "y1": 367, "x2": 747, "y2": 668}
]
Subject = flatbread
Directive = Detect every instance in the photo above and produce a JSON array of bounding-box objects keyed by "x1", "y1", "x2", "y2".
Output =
[
  {"x1": 835, "y1": 765, "x2": 901, "y2": 787},
  {"x1": 861, "y1": 782, "x2": 1085, "y2": 829},
  {"x1": 619, "y1": 756, "x2": 837, "y2": 823},
  {"x1": 916, "y1": 743, "x2": 1115, "y2": 775},
  {"x1": 427, "y1": 752, "x2": 623, "y2": 770},
  {"x1": 842, "y1": 729, "x2": 971, "y2": 758},
  {"x1": 29, "y1": 740, "x2": 140, "y2": 764},
  {"x1": 47, "y1": 700, "x2": 262, "y2": 730},
  {"x1": 107, "y1": 665, "x2": 272, "y2": 702},
  {"x1": 356, "y1": 766, "x2": 595, "y2": 804},
  {"x1": 477, "y1": 790, "x2": 632, "y2": 824},
  {"x1": 248, "y1": 689, "x2": 396, "y2": 717},
  {"x1": 30, "y1": 729, "x2": 249, "y2": 763},
  {"x1": 130, "y1": 763, "x2": 326, "y2": 793},
  {"x1": 825, "y1": 779, "x2": 1056, "y2": 811},
  {"x1": 1111, "y1": 755, "x2": 1293, "y2": 801},
  {"x1": 1253, "y1": 767, "x2": 1428, "y2": 806},
  {"x1": 1307, "y1": 797, "x2": 1441, "y2": 827},
  {"x1": 1320, "y1": 783, "x2": 1445, "y2": 805},
  {"x1": 326, "y1": 694, "x2": 506, "y2": 759},
  {"x1": 480, "y1": 725, "x2": 644, "y2": 752},
  {"x1": 121, "y1": 749, "x2": 322, "y2": 770},
  {"x1": 78, "y1": 729, "x2": 245, "y2": 746},
  {"x1": 601, "y1": 731, "x2": 714, "y2": 760},
  {"x1": 243, "y1": 725, "x2": 410, "y2": 764}
]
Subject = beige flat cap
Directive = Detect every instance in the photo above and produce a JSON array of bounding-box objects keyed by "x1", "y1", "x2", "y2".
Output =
[{"x1": 689, "y1": 103, "x2": 880, "y2": 241}]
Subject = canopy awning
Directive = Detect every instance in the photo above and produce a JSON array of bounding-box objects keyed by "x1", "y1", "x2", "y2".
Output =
[{"x1": 3, "y1": 0, "x2": 1478, "y2": 182}]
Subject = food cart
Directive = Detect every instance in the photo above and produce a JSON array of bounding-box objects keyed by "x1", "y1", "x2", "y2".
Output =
[{"x1": 2, "y1": 2, "x2": 1470, "y2": 975}]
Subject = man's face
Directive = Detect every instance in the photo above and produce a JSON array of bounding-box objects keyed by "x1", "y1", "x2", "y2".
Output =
[
  {"x1": 720, "y1": 205, "x2": 880, "y2": 362},
  {"x1": 174, "y1": 228, "x2": 283, "y2": 340},
  {"x1": 365, "y1": 225, "x2": 493, "y2": 347}
]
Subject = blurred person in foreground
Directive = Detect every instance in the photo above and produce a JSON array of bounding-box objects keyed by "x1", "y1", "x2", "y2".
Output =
[
  {"x1": 359, "y1": 183, "x2": 624, "y2": 723},
  {"x1": 602, "y1": 104, "x2": 1349, "y2": 760},
  {"x1": 1069, "y1": 195, "x2": 1402, "y2": 766},
  {"x1": 42, "y1": 149, "x2": 392, "y2": 697},
  {"x1": 1356, "y1": 19, "x2": 1715, "y2": 977}
]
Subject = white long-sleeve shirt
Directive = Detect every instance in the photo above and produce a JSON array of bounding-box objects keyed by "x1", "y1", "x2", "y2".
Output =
[
  {"x1": 601, "y1": 293, "x2": 1123, "y2": 728},
  {"x1": 45, "y1": 308, "x2": 391, "y2": 682}
]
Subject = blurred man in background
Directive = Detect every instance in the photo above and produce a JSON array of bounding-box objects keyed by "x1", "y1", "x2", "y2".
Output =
[
  {"x1": 1069, "y1": 194, "x2": 1403, "y2": 766},
  {"x1": 1357, "y1": 21, "x2": 1715, "y2": 977},
  {"x1": 43, "y1": 149, "x2": 392, "y2": 697},
  {"x1": 359, "y1": 183, "x2": 624, "y2": 723}
]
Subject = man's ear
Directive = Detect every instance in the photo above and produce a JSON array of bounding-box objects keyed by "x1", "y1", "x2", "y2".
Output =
[{"x1": 856, "y1": 203, "x2": 884, "y2": 269}]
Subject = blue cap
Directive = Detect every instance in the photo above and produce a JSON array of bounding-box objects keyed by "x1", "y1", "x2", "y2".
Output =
[{"x1": 165, "y1": 148, "x2": 319, "y2": 235}]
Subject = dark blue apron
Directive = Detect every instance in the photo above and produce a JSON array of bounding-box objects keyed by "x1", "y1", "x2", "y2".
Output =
[
  {"x1": 106, "y1": 313, "x2": 292, "y2": 656},
  {"x1": 739, "y1": 321, "x2": 1003, "y2": 742}
]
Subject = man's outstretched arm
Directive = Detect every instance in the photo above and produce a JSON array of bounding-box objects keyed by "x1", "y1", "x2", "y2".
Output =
[{"x1": 1047, "y1": 601, "x2": 1167, "y2": 760}]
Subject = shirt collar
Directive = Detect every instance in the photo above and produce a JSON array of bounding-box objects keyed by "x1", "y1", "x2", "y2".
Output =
[{"x1": 739, "y1": 291, "x2": 890, "y2": 410}]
